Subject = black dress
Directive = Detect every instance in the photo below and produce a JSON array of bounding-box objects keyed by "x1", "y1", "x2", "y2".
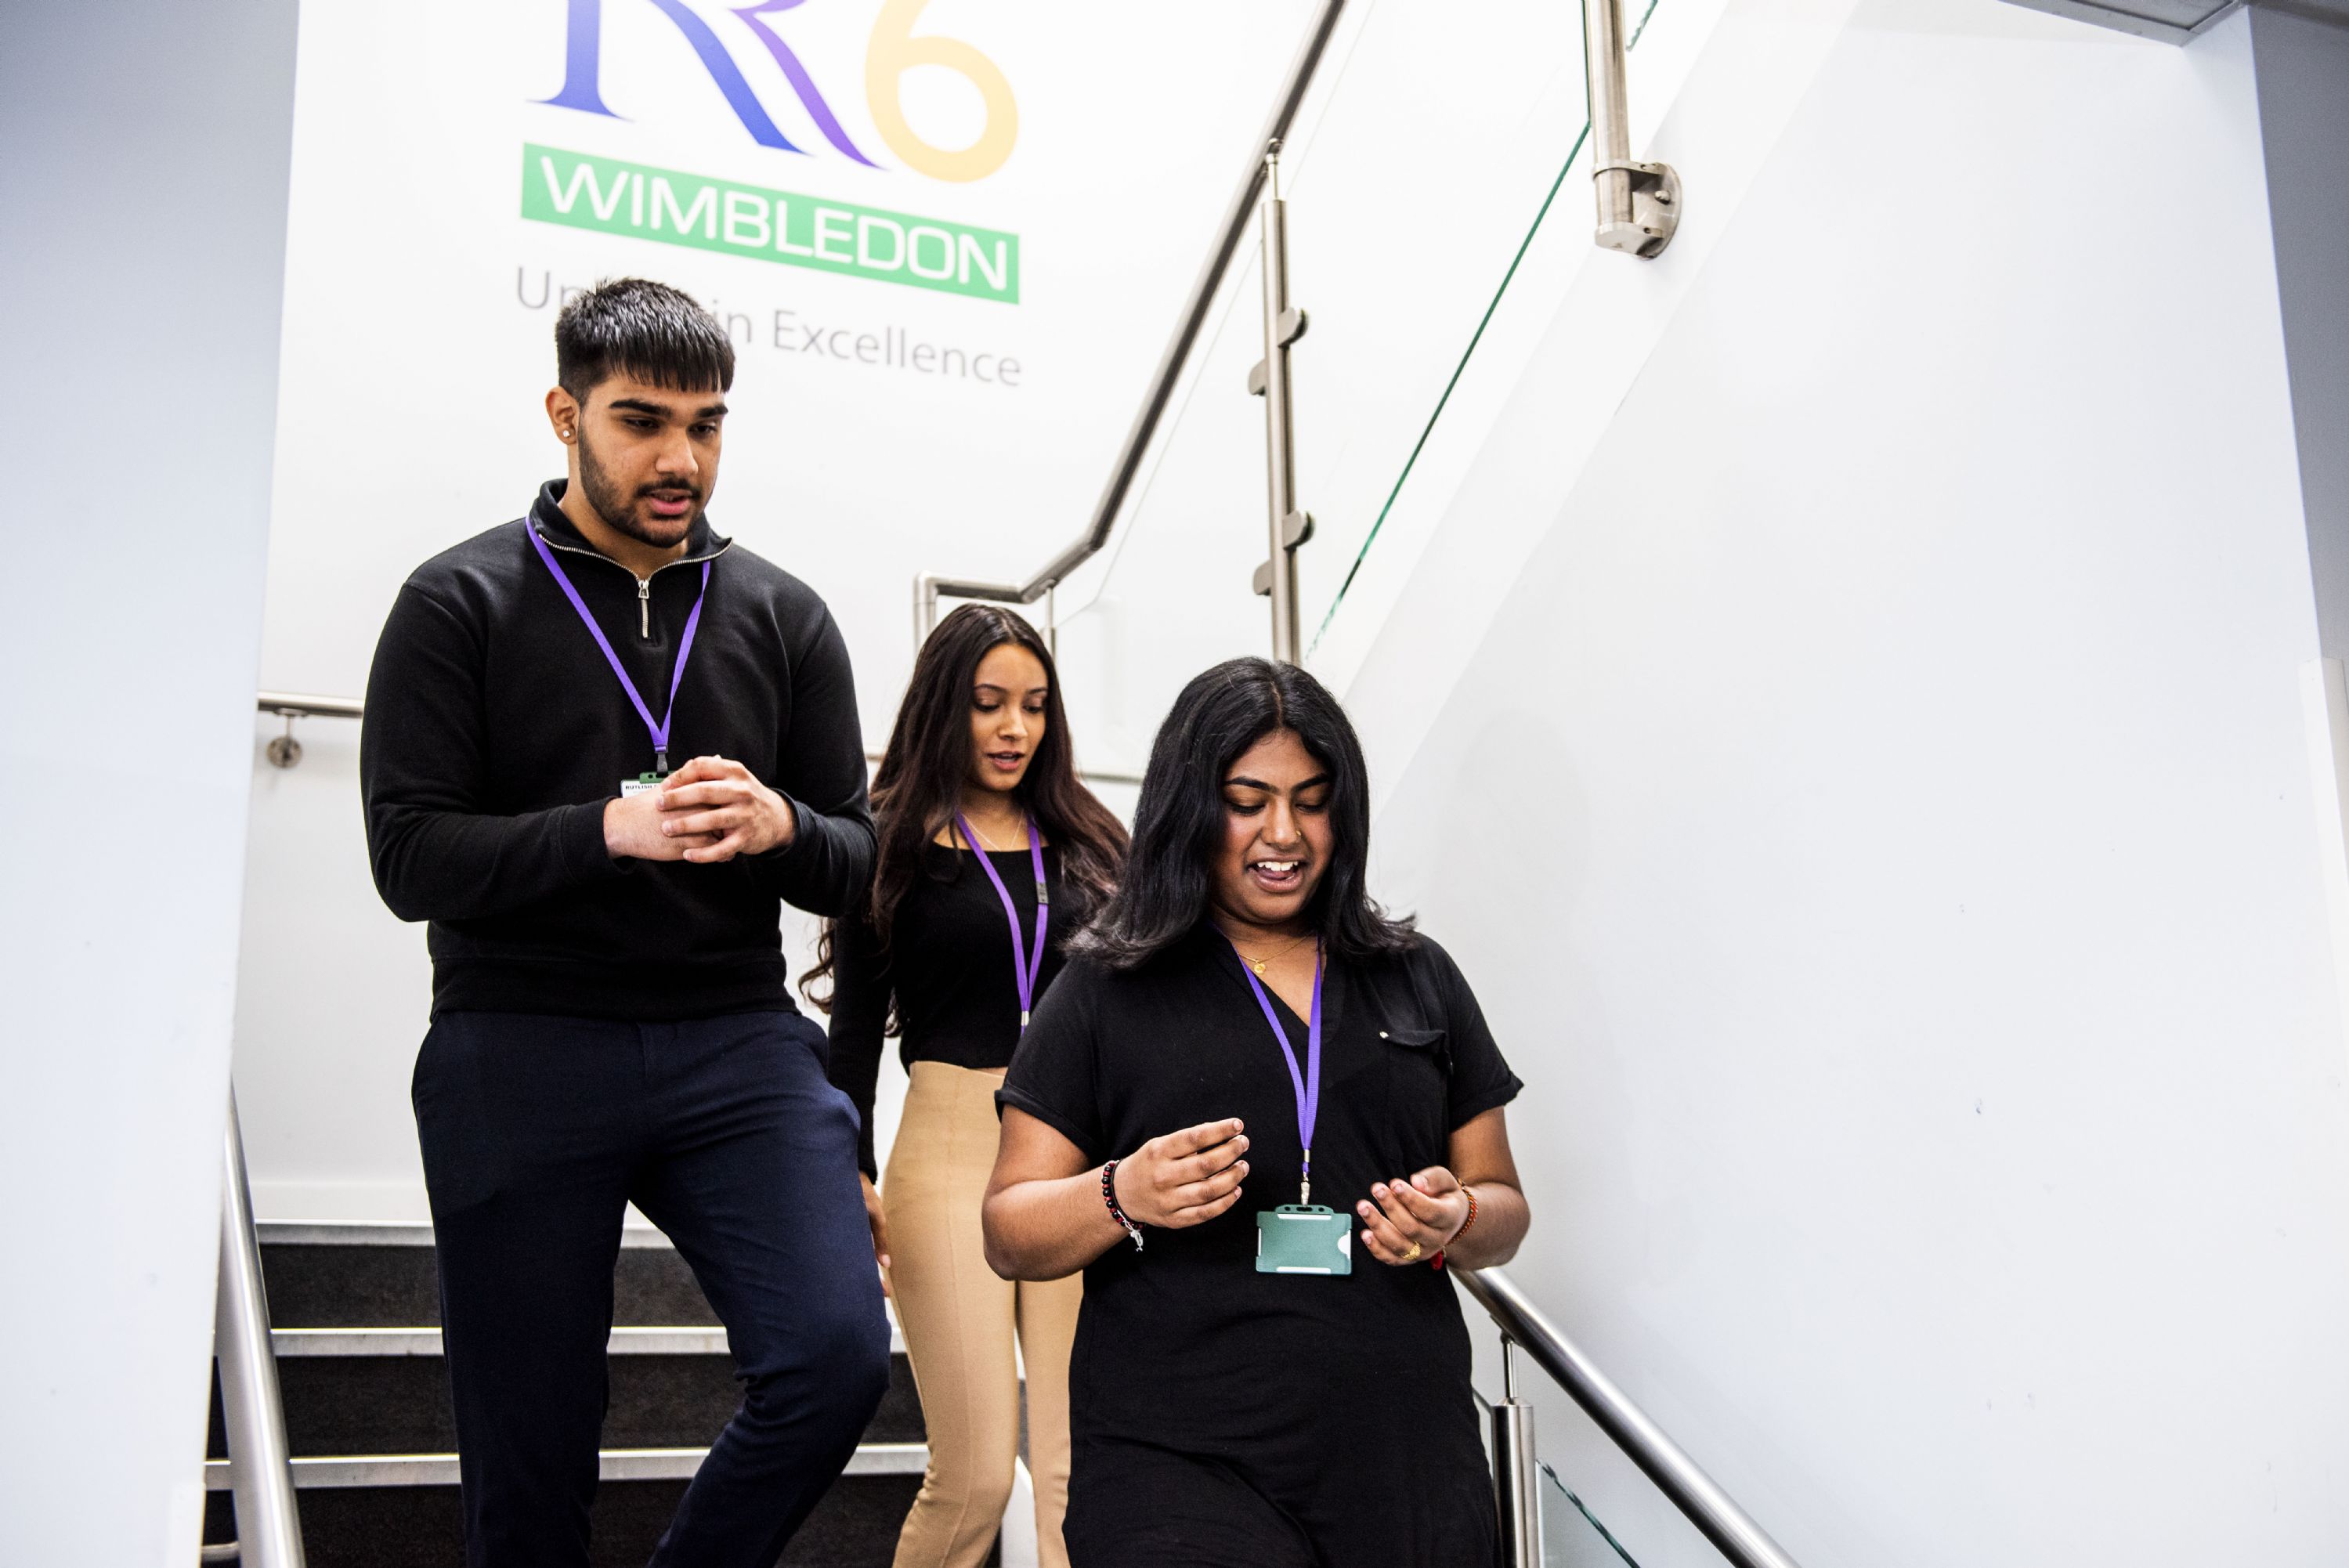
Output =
[
  {"x1": 826, "y1": 842, "x2": 1070, "y2": 1177},
  {"x1": 999, "y1": 925, "x2": 1523, "y2": 1568}
]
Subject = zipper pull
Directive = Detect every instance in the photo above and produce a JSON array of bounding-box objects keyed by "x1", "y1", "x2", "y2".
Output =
[{"x1": 638, "y1": 577, "x2": 651, "y2": 639}]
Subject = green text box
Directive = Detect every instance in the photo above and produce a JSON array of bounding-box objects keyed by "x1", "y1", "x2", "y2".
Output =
[{"x1": 521, "y1": 143, "x2": 1019, "y2": 305}]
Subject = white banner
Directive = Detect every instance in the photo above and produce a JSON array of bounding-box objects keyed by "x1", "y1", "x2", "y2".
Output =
[{"x1": 261, "y1": 0, "x2": 1310, "y2": 725}]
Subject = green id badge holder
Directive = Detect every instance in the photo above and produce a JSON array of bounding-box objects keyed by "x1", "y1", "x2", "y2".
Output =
[{"x1": 1255, "y1": 1204, "x2": 1352, "y2": 1275}]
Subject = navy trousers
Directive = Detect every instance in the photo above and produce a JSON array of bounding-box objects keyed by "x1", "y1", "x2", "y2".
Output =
[{"x1": 412, "y1": 1009, "x2": 891, "y2": 1568}]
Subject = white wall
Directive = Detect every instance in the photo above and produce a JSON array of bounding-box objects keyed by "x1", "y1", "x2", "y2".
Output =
[
  {"x1": 1346, "y1": 3, "x2": 2349, "y2": 1563},
  {"x1": 0, "y1": 1, "x2": 298, "y2": 1562},
  {"x1": 235, "y1": 0, "x2": 1309, "y2": 1219}
]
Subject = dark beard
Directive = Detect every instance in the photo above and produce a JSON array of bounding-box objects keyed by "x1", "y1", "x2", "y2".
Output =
[{"x1": 576, "y1": 426, "x2": 701, "y2": 547}]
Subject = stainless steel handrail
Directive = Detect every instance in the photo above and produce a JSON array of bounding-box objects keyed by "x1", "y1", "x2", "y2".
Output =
[
  {"x1": 1458, "y1": 1267, "x2": 1804, "y2": 1568},
  {"x1": 913, "y1": 0, "x2": 1350, "y2": 642},
  {"x1": 215, "y1": 1092, "x2": 308, "y2": 1567},
  {"x1": 863, "y1": 752, "x2": 1144, "y2": 789},
  {"x1": 250, "y1": 693, "x2": 1146, "y2": 786},
  {"x1": 258, "y1": 692, "x2": 362, "y2": 720}
]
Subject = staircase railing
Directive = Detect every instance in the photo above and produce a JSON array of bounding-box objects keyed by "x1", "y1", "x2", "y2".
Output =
[
  {"x1": 910, "y1": 0, "x2": 1350, "y2": 652},
  {"x1": 212, "y1": 1092, "x2": 306, "y2": 1566},
  {"x1": 912, "y1": 0, "x2": 1687, "y2": 670},
  {"x1": 1457, "y1": 1266, "x2": 1802, "y2": 1568},
  {"x1": 250, "y1": 693, "x2": 1144, "y2": 786}
]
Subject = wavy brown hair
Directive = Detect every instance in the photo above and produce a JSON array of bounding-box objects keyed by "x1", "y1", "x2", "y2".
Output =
[{"x1": 801, "y1": 604, "x2": 1128, "y2": 1010}]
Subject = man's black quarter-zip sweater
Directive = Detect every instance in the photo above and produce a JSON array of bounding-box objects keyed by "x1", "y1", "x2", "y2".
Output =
[{"x1": 361, "y1": 481, "x2": 874, "y2": 1020}]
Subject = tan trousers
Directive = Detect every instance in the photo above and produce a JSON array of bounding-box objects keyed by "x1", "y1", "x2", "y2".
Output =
[{"x1": 884, "y1": 1061, "x2": 1081, "y2": 1568}]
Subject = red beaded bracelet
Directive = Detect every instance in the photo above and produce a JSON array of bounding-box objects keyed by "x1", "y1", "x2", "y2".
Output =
[
  {"x1": 1432, "y1": 1184, "x2": 1477, "y2": 1271},
  {"x1": 1102, "y1": 1158, "x2": 1144, "y2": 1252}
]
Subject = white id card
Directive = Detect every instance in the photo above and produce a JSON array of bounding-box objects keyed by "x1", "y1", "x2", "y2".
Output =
[{"x1": 621, "y1": 774, "x2": 662, "y2": 797}]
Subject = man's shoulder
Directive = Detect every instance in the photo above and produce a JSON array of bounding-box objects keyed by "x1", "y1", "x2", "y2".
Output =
[
  {"x1": 719, "y1": 539, "x2": 831, "y2": 622},
  {"x1": 400, "y1": 517, "x2": 533, "y2": 609}
]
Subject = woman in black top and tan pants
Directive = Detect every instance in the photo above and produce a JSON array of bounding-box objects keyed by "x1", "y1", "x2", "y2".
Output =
[{"x1": 812, "y1": 605, "x2": 1127, "y2": 1568}]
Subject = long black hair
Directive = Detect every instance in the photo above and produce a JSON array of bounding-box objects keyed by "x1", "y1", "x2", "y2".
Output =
[
  {"x1": 1073, "y1": 658, "x2": 1413, "y2": 970},
  {"x1": 802, "y1": 605, "x2": 1128, "y2": 1006}
]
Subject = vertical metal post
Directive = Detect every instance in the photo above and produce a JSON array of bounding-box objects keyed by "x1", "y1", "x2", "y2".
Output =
[
  {"x1": 1249, "y1": 144, "x2": 1312, "y2": 663},
  {"x1": 215, "y1": 1092, "x2": 306, "y2": 1568},
  {"x1": 1491, "y1": 1339, "x2": 1541, "y2": 1568},
  {"x1": 1580, "y1": 0, "x2": 1681, "y2": 257}
]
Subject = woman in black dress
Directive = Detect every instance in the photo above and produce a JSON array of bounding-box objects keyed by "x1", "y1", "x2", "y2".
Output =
[
  {"x1": 982, "y1": 657, "x2": 1530, "y2": 1567},
  {"x1": 811, "y1": 605, "x2": 1127, "y2": 1568}
]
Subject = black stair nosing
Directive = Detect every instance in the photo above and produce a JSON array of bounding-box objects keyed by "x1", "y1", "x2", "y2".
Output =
[
  {"x1": 210, "y1": 1349, "x2": 926, "y2": 1457},
  {"x1": 204, "y1": 1472, "x2": 927, "y2": 1568}
]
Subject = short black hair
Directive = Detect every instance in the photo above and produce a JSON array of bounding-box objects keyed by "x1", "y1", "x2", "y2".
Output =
[
  {"x1": 1073, "y1": 658, "x2": 1415, "y2": 970},
  {"x1": 554, "y1": 277, "x2": 735, "y2": 401}
]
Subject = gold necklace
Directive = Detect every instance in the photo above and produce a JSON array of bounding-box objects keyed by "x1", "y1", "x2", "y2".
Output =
[{"x1": 1233, "y1": 931, "x2": 1313, "y2": 977}]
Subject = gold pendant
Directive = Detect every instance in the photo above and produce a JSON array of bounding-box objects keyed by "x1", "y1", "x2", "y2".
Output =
[{"x1": 1249, "y1": 958, "x2": 1268, "y2": 977}]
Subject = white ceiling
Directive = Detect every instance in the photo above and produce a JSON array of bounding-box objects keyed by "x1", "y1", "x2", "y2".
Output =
[{"x1": 2001, "y1": 0, "x2": 2349, "y2": 41}]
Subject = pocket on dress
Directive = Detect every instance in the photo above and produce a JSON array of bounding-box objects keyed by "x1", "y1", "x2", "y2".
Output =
[{"x1": 1379, "y1": 1025, "x2": 1452, "y2": 1151}]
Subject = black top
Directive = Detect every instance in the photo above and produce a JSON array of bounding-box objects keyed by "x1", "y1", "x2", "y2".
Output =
[
  {"x1": 828, "y1": 841, "x2": 1070, "y2": 1178},
  {"x1": 999, "y1": 927, "x2": 1520, "y2": 1502},
  {"x1": 360, "y1": 482, "x2": 875, "y2": 1020}
]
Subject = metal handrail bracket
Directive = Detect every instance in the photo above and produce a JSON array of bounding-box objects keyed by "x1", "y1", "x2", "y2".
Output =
[
  {"x1": 914, "y1": 0, "x2": 1350, "y2": 645},
  {"x1": 1581, "y1": 0, "x2": 1681, "y2": 256},
  {"x1": 256, "y1": 692, "x2": 361, "y2": 769},
  {"x1": 1458, "y1": 1267, "x2": 1803, "y2": 1568}
]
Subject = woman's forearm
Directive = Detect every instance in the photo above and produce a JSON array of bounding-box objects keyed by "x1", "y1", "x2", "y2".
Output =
[
  {"x1": 982, "y1": 1165, "x2": 1130, "y2": 1281},
  {"x1": 1442, "y1": 1180, "x2": 1528, "y2": 1270}
]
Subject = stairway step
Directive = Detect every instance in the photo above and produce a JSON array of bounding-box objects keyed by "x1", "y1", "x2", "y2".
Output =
[
  {"x1": 229, "y1": 1225, "x2": 953, "y2": 1566},
  {"x1": 209, "y1": 1347, "x2": 923, "y2": 1456},
  {"x1": 204, "y1": 1442, "x2": 929, "y2": 1489},
  {"x1": 258, "y1": 1223, "x2": 717, "y2": 1328},
  {"x1": 202, "y1": 1470, "x2": 927, "y2": 1568}
]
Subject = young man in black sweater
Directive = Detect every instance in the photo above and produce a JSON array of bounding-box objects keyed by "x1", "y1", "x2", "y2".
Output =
[{"x1": 362, "y1": 278, "x2": 887, "y2": 1568}]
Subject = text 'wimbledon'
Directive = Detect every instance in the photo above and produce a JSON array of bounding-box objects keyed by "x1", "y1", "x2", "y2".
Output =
[{"x1": 520, "y1": 144, "x2": 1020, "y2": 305}]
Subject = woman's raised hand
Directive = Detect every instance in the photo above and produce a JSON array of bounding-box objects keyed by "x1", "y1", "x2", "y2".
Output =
[
  {"x1": 1357, "y1": 1165, "x2": 1469, "y2": 1266},
  {"x1": 1112, "y1": 1118, "x2": 1249, "y2": 1230}
]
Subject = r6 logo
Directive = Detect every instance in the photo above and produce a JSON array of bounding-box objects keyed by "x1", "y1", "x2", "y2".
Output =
[{"x1": 544, "y1": 0, "x2": 1018, "y2": 184}]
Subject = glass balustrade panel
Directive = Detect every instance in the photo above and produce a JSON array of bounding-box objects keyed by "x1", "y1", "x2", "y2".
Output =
[
  {"x1": 1544, "y1": 1458, "x2": 1644, "y2": 1568},
  {"x1": 1048, "y1": 0, "x2": 1606, "y2": 766},
  {"x1": 1300, "y1": 0, "x2": 1675, "y2": 655},
  {"x1": 1277, "y1": 0, "x2": 1598, "y2": 645}
]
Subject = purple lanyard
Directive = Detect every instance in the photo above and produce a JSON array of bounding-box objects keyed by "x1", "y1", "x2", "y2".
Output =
[
  {"x1": 1231, "y1": 941, "x2": 1324, "y2": 1207},
  {"x1": 955, "y1": 813, "x2": 1049, "y2": 1029},
  {"x1": 529, "y1": 528, "x2": 710, "y2": 774}
]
